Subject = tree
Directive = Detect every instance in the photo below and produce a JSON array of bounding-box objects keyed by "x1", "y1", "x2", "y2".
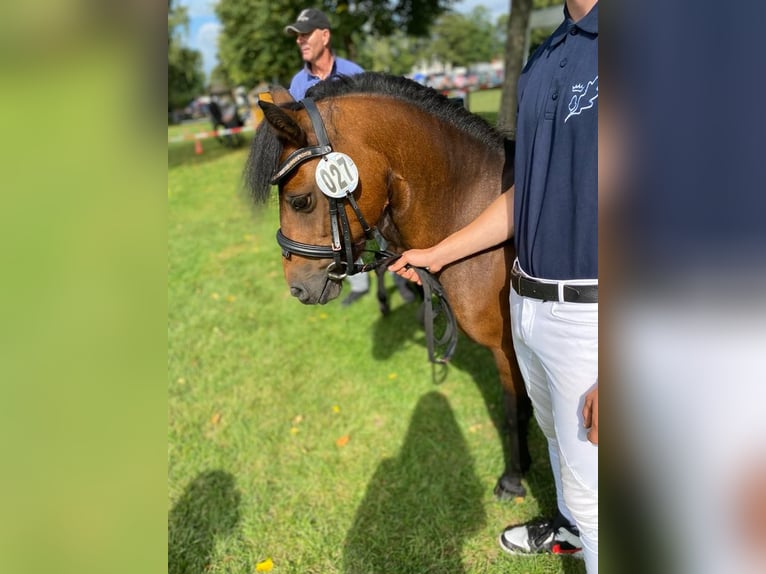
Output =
[
  {"x1": 215, "y1": 0, "x2": 455, "y2": 88},
  {"x1": 498, "y1": 0, "x2": 563, "y2": 135},
  {"x1": 168, "y1": 0, "x2": 205, "y2": 114},
  {"x1": 363, "y1": 32, "x2": 427, "y2": 75},
  {"x1": 498, "y1": 0, "x2": 533, "y2": 136},
  {"x1": 427, "y1": 7, "x2": 503, "y2": 68}
]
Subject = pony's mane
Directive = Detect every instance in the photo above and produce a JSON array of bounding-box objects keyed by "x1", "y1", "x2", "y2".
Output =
[
  {"x1": 307, "y1": 72, "x2": 504, "y2": 149},
  {"x1": 244, "y1": 72, "x2": 504, "y2": 204}
]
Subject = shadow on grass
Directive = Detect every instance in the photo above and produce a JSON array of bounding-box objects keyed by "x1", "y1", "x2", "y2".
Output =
[
  {"x1": 370, "y1": 300, "x2": 586, "y2": 574},
  {"x1": 168, "y1": 470, "x2": 242, "y2": 574},
  {"x1": 447, "y1": 341, "x2": 586, "y2": 574},
  {"x1": 343, "y1": 391, "x2": 485, "y2": 573}
]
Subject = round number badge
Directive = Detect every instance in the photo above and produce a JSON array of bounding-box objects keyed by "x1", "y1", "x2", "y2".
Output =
[{"x1": 315, "y1": 152, "x2": 360, "y2": 198}]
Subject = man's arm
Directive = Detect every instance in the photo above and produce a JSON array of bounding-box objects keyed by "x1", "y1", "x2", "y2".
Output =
[{"x1": 389, "y1": 186, "x2": 515, "y2": 284}]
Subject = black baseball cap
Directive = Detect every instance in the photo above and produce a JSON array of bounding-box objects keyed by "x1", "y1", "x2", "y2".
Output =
[{"x1": 284, "y1": 9, "x2": 331, "y2": 35}]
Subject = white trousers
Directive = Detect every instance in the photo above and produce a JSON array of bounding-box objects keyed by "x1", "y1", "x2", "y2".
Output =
[
  {"x1": 510, "y1": 269, "x2": 599, "y2": 573},
  {"x1": 617, "y1": 300, "x2": 766, "y2": 574},
  {"x1": 346, "y1": 260, "x2": 370, "y2": 292}
]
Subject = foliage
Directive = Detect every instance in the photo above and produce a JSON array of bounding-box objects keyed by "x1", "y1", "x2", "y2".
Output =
[
  {"x1": 215, "y1": 0, "x2": 300, "y2": 88},
  {"x1": 361, "y1": 32, "x2": 429, "y2": 75},
  {"x1": 168, "y1": 0, "x2": 206, "y2": 113},
  {"x1": 426, "y1": 7, "x2": 503, "y2": 68},
  {"x1": 215, "y1": 0, "x2": 455, "y2": 88}
]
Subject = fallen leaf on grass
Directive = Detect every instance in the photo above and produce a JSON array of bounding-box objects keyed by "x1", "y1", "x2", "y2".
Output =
[
  {"x1": 290, "y1": 427, "x2": 299, "y2": 434},
  {"x1": 335, "y1": 434, "x2": 350, "y2": 447},
  {"x1": 210, "y1": 412, "x2": 222, "y2": 426},
  {"x1": 332, "y1": 405, "x2": 340, "y2": 414},
  {"x1": 292, "y1": 414, "x2": 304, "y2": 425},
  {"x1": 387, "y1": 373, "x2": 398, "y2": 380},
  {"x1": 211, "y1": 292, "x2": 220, "y2": 300},
  {"x1": 255, "y1": 557, "x2": 273, "y2": 571}
]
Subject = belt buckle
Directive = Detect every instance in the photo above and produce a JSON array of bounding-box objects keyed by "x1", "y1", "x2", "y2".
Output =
[{"x1": 562, "y1": 284, "x2": 576, "y2": 303}]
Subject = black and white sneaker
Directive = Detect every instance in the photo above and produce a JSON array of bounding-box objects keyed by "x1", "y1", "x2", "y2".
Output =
[{"x1": 499, "y1": 512, "x2": 583, "y2": 558}]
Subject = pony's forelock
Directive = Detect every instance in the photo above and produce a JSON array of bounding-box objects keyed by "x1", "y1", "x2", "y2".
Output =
[{"x1": 244, "y1": 122, "x2": 282, "y2": 204}]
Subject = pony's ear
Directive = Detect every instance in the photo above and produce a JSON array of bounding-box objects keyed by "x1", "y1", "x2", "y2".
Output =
[
  {"x1": 270, "y1": 86, "x2": 295, "y2": 105},
  {"x1": 258, "y1": 100, "x2": 307, "y2": 148}
]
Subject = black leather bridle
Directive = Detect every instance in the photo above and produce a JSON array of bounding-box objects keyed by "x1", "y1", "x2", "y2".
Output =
[
  {"x1": 271, "y1": 98, "x2": 392, "y2": 280},
  {"x1": 269, "y1": 97, "x2": 458, "y2": 364}
]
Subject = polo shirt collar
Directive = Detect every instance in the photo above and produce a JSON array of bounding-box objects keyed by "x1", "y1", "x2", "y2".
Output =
[
  {"x1": 305, "y1": 57, "x2": 336, "y2": 80},
  {"x1": 549, "y1": 2, "x2": 599, "y2": 49},
  {"x1": 573, "y1": 3, "x2": 598, "y2": 34}
]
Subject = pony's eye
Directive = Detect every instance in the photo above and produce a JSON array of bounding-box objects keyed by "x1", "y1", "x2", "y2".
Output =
[{"x1": 287, "y1": 194, "x2": 312, "y2": 212}]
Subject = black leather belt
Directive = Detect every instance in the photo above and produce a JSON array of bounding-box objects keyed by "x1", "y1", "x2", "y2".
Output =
[{"x1": 511, "y1": 270, "x2": 598, "y2": 303}]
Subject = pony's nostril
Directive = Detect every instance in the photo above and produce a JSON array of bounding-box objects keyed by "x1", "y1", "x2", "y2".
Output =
[{"x1": 290, "y1": 285, "x2": 308, "y2": 302}]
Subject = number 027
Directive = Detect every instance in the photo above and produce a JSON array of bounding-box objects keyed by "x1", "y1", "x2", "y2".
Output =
[{"x1": 320, "y1": 156, "x2": 355, "y2": 193}]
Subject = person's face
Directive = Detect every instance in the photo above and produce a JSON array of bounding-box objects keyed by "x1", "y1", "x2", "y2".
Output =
[{"x1": 295, "y1": 28, "x2": 329, "y2": 64}]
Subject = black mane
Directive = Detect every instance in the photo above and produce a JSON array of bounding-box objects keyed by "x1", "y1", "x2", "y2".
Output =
[
  {"x1": 245, "y1": 72, "x2": 505, "y2": 204},
  {"x1": 306, "y1": 72, "x2": 504, "y2": 149}
]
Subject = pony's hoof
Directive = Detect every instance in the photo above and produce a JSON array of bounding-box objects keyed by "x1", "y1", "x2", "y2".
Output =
[{"x1": 494, "y1": 476, "x2": 526, "y2": 500}]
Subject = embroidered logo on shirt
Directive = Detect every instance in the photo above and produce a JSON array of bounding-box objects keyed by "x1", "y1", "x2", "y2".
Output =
[{"x1": 565, "y1": 75, "x2": 598, "y2": 123}]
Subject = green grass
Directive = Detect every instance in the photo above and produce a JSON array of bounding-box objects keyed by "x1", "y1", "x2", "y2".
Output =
[
  {"x1": 168, "y1": 120, "x2": 584, "y2": 573},
  {"x1": 466, "y1": 88, "x2": 501, "y2": 126}
]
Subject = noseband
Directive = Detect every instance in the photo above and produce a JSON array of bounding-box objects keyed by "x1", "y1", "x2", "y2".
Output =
[
  {"x1": 269, "y1": 97, "x2": 458, "y2": 364},
  {"x1": 271, "y1": 98, "x2": 391, "y2": 280}
]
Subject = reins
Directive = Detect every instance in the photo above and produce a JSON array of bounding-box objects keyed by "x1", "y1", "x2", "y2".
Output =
[
  {"x1": 270, "y1": 97, "x2": 459, "y2": 364},
  {"x1": 358, "y1": 251, "x2": 458, "y2": 364}
]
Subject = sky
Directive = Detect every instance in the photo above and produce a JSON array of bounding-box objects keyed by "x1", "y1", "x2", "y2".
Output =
[{"x1": 176, "y1": 0, "x2": 511, "y2": 78}]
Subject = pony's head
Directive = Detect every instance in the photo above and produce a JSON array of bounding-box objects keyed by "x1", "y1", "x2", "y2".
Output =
[
  {"x1": 244, "y1": 84, "x2": 392, "y2": 305},
  {"x1": 244, "y1": 73, "x2": 506, "y2": 305}
]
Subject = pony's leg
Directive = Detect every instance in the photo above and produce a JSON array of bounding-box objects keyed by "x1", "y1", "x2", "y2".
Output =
[
  {"x1": 490, "y1": 347, "x2": 533, "y2": 500},
  {"x1": 494, "y1": 388, "x2": 532, "y2": 499}
]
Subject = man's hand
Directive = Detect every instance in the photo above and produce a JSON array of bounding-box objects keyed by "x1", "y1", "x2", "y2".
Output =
[
  {"x1": 388, "y1": 248, "x2": 441, "y2": 286},
  {"x1": 582, "y1": 385, "x2": 598, "y2": 445}
]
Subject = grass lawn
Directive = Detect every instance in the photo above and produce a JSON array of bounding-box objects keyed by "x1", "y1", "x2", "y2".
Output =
[
  {"x1": 168, "y1": 102, "x2": 584, "y2": 573},
  {"x1": 466, "y1": 88, "x2": 501, "y2": 125}
]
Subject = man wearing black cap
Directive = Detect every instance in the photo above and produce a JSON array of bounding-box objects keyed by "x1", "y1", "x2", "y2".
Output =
[{"x1": 284, "y1": 8, "x2": 364, "y2": 101}]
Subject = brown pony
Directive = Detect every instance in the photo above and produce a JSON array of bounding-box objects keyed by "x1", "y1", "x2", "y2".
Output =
[{"x1": 244, "y1": 72, "x2": 531, "y2": 498}]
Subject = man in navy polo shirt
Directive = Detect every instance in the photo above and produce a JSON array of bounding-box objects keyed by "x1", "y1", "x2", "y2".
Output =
[
  {"x1": 283, "y1": 8, "x2": 370, "y2": 306},
  {"x1": 390, "y1": 1, "x2": 599, "y2": 571}
]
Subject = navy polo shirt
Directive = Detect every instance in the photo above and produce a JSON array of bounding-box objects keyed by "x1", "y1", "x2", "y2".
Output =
[
  {"x1": 514, "y1": 3, "x2": 598, "y2": 280},
  {"x1": 288, "y1": 56, "x2": 364, "y2": 100}
]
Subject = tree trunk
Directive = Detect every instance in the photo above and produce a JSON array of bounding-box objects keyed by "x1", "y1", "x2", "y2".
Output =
[{"x1": 498, "y1": 0, "x2": 533, "y2": 138}]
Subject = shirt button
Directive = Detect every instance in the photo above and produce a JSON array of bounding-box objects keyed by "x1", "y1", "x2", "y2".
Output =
[
  {"x1": 570, "y1": 28, "x2": 578, "y2": 35},
  {"x1": 560, "y1": 58, "x2": 568, "y2": 67},
  {"x1": 552, "y1": 92, "x2": 559, "y2": 100}
]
